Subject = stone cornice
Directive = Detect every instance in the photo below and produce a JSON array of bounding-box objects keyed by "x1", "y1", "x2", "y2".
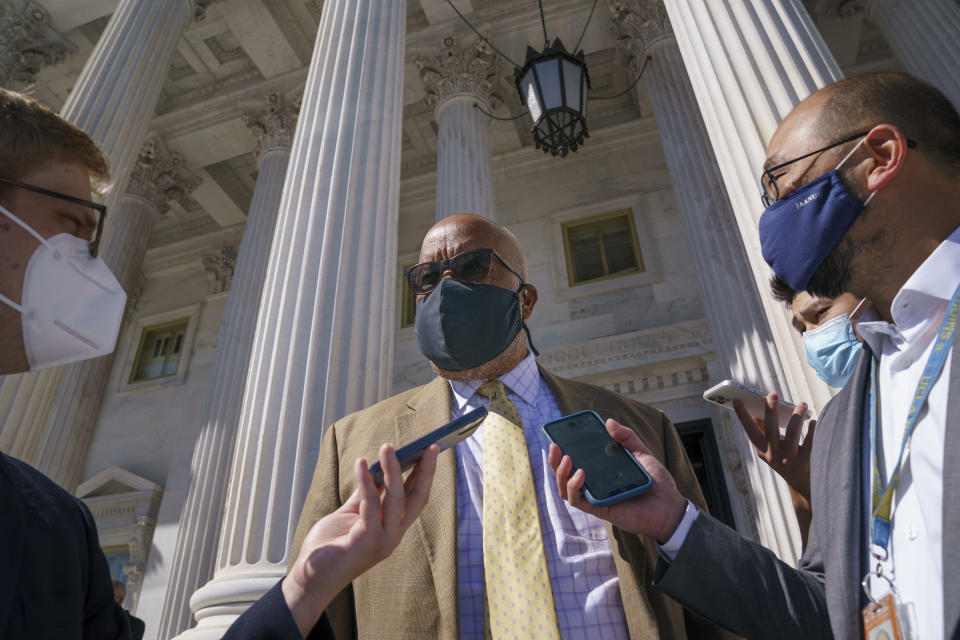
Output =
[
  {"x1": 538, "y1": 319, "x2": 712, "y2": 376},
  {"x1": 144, "y1": 222, "x2": 244, "y2": 277}
]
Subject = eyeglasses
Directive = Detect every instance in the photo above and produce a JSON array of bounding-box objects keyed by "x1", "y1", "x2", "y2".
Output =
[
  {"x1": 759, "y1": 131, "x2": 918, "y2": 207},
  {"x1": 0, "y1": 176, "x2": 107, "y2": 257},
  {"x1": 405, "y1": 248, "x2": 525, "y2": 295}
]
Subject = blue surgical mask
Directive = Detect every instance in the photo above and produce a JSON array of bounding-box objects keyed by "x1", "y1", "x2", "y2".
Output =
[
  {"x1": 759, "y1": 139, "x2": 876, "y2": 292},
  {"x1": 803, "y1": 308, "x2": 864, "y2": 388}
]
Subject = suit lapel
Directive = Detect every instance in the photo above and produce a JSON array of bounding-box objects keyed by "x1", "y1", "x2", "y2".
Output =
[
  {"x1": 942, "y1": 339, "x2": 960, "y2": 638},
  {"x1": 395, "y1": 377, "x2": 460, "y2": 635},
  {"x1": 0, "y1": 454, "x2": 25, "y2": 634},
  {"x1": 826, "y1": 348, "x2": 871, "y2": 630}
]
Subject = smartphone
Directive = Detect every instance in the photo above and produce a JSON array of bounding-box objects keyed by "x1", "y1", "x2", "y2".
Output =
[
  {"x1": 368, "y1": 406, "x2": 487, "y2": 485},
  {"x1": 541, "y1": 410, "x2": 654, "y2": 507},
  {"x1": 702, "y1": 379, "x2": 810, "y2": 428}
]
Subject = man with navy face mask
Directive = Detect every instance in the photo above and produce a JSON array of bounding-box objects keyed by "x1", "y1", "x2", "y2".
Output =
[
  {"x1": 550, "y1": 72, "x2": 960, "y2": 640},
  {"x1": 291, "y1": 213, "x2": 731, "y2": 640}
]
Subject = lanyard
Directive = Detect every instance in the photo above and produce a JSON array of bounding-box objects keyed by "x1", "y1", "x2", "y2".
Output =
[{"x1": 868, "y1": 283, "x2": 960, "y2": 559}]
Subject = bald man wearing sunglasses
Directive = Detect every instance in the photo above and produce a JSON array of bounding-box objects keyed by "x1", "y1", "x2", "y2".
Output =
[{"x1": 290, "y1": 214, "x2": 732, "y2": 640}]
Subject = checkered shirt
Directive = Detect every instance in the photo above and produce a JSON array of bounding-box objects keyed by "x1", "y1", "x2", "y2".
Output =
[{"x1": 450, "y1": 351, "x2": 629, "y2": 640}]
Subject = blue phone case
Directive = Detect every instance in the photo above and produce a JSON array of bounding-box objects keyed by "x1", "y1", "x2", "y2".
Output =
[{"x1": 541, "y1": 409, "x2": 653, "y2": 506}]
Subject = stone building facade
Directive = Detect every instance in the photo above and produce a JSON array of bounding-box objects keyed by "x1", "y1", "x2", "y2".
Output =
[{"x1": 1, "y1": 0, "x2": 958, "y2": 638}]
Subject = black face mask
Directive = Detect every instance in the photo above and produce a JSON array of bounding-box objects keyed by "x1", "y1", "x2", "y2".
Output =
[{"x1": 414, "y1": 277, "x2": 535, "y2": 372}]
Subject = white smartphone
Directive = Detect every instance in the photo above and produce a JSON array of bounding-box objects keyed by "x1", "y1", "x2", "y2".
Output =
[{"x1": 702, "y1": 379, "x2": 810, "y2": 427}]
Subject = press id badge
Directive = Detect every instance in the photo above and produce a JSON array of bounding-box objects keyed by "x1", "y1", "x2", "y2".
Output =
[{"x1": 862, "y1": 591, "x2": 918, "y2": 640}]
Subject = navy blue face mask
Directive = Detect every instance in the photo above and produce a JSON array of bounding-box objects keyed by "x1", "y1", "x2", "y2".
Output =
[
  {"x1": 414, "y1": 277, "x2": 535, "y2": 372},
  {"x1": 759, "y1": 138, "x2": 876, "y2": 292}
]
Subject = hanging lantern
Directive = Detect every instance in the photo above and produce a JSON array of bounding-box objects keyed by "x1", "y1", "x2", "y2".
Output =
[{"x1": 515, "y1": 38, "x2": 590, "y2": 158}]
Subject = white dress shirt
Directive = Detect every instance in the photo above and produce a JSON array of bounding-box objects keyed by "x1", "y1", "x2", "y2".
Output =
[
  {"x1": 450, "y1": 351, "x2": 629, "y2": 640},
  {"x1": 855, "y1": 225, "x2": 960, "y2": 640}
]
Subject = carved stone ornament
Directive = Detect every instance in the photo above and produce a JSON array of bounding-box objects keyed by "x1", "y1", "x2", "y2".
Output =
[
  {"x1": 241, "y1": 91, "x2": 302, "y2": 155},
  {"x1": 414, "y1": 36, "x2": 505, "y2": 111},
  {"x1": 193, "y1": 0, "x2": 222, "y2": 22},
  {"x1": 126, "y1": 136, "x2": 202, "y2": 214},
  {"x1": 201, "y1": 246, "x2": 238, "y2": 294},
  {"x1": 606, "y1": 0, "x2": 672, "y2": 73},
  {"x1": 0, "y1": 0, "x2": 77, "y2": 86}
]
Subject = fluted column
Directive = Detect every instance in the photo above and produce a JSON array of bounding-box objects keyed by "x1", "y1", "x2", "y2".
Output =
[
  {"x1": 416, "y1": 37, "x2": 503, "y2": 220},
  {"x1": 158, "y1": 92, "x2": 299, "y2": 640},
  {"x1": 0, "y1": 0, "x2": 196, "y2": 492},
  {"x1": 609, "y1": 0, "x2": 811, "y2": 561},
  {"x1": 0, "y1": 0, "x2": 77, "y2": 88},
  {"x1": 2, "y1": 138, "x2": 200, "y2": 490},
  {"x1": 660, "y1": 0, "x2": 840, "y2": 416},
  {"x1": 867, "y1": 0, "x2": 960, "y2": 108},
  {"x1": 181, "y1": 0, "x2": 406, "y2": 635}
]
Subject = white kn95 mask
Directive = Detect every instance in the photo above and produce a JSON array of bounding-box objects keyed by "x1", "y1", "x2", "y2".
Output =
[{"x1": 0, "y1": 202, "x2": 126, "y2": 371}]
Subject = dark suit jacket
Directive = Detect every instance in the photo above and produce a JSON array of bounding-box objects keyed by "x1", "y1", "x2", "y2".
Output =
[
  {"x1": 0, "y1": 451, "x2": 130, "y2": 640},
  {"x1": 655, "y1": 340, "x2": 960, "y2": 640},
  {"x1": 290, "y1": 366, "x2": 738, "y2": 640},
  {"x1": 224, "y1": 581, "x2": 334, "y2": 640}
]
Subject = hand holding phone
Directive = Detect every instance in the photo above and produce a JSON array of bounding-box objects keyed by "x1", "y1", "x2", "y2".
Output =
[
  {"x1": 541, "y1": 410, "x2": 653, "y2": 506},
  {"x1": 368, "y1": 407, "x2": 487, "y2": 485},
  {"x1": 547, "y1": 416, "x2": 688, "y2": 544}
]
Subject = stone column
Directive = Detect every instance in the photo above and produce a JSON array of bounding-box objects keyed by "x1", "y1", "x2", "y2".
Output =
[
  {"x1": 0, "y1": 0, "x2": 77, "y2": 88},
  {"x1": 415, "y1": 37, "x2": 503, "y2": 220},
  {"x1": 157, "y1": 91, "x2": 299, "y2": 640},
  {"x1": 0, "y1": 0, "x2": 197, "y2": 492},
  {"x1": 180, "y1": 0, "x2": 407, "y2": 635},
  {"x1": 867, "y1": 0, "x2": 960, "y2": 108},
  {"x1": 3, "y1": 138, "x2": 200, "y2": 490},
  {"x1": 609, "y1": 0, "x2": 815, "y2": 560},
  {"x1": 661, "y1": 0, "x2": 841, "y2": 414}
]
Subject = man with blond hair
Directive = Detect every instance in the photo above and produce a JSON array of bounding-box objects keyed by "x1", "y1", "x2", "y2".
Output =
[{"x1": 0, "y1": 89, "x2": 439, "y2": 640}]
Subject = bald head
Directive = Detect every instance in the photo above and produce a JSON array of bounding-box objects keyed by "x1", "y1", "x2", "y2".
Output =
[{"x1": 419, "y1": 213, "x2": 528, "y2": 281}]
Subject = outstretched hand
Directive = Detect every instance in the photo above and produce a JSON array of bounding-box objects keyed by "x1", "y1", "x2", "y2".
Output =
[
  {"x1": 733, "y1": 393, "x2": 815, "y2": 501},
  {"x1": 547, "y1": 418, "x2": 687, "y2": 544},
  {"x1": 282, "y1": 443, "x2": 439, "y2": 637}
]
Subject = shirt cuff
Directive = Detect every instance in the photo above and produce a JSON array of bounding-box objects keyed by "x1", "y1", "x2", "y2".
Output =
[{"x1": 656, "y1": 499, "x2": 699, "y2": 563}]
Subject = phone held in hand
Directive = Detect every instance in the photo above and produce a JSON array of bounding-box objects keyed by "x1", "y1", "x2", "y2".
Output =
[
  {"x1": 702, "y1": 379, "x2": 810, "y2": 427},
  {"x1": 368, "y1": 406, "x2": 487, "y2": 486},
  {"x1": 541, "y1": 410, "x2": 654, "y2": 507}
]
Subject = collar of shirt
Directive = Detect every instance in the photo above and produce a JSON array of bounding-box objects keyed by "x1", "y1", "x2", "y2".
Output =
[
  {"x1": 448, "y1": 350, "x2": 540, "y2": 411},
  {"x1": 857, "y1": 225, "x2": 960, "y2": 356}
]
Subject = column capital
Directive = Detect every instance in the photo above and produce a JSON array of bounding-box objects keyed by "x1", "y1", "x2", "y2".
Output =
[
  {"x1": 607, "y1": 0, "x2": 673, "y2": 73},
  {"x1": 241, "y1": 91, "x2": 301, "y2": 157},
  {"x1": 126, "y1": 136, "x2": 202, "y2": 214},
  {"x1": 810, "y1": 0, "x2": 865, "y2": 20},
  {"x1": 0, "y1": 0, "x2": 77, "y2": 86},
  {"x1": 200, "y1": 246, "x2": 238, "y2": 294},
  {"x1": 414, "y1": 36, "x2": 505, "y2": 112}
]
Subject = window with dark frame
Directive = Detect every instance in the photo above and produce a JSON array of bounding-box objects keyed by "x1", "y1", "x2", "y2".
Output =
[
  {"x1": 675, "y1": 418, "x2": 735, "y2": 529},
  {"x1": 562, "y1": 209, "x2": 645, "y2": 286},
  {"x1": 130, "y1": 319, "x2": 189, "y2": 383}
]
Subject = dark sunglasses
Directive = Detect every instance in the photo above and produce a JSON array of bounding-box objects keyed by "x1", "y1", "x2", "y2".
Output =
[
  {"x1": 405, "y1": 248, "x2": 524, "y2": 295},
  {"x1": 0, "y1": 176, "x2": 107, "y2": 257}
]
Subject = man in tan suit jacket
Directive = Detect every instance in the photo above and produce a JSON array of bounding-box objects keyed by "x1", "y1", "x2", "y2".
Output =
[{"x1": 292, "y1": 214, "x2": 733, "y2": 639}]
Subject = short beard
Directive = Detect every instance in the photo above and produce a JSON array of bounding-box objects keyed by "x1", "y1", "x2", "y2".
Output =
[
  {"x1": 431, "y1": 329, "x2": 528, "y2": 382},
  {"x1": 806, "y1": 235, "x2": 855, "y2": 298}
]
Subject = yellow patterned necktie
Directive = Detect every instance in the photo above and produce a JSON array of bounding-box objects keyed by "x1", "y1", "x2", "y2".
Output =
[{"x1": 478, "y1": 379, "x2": 560, "y2": 640}]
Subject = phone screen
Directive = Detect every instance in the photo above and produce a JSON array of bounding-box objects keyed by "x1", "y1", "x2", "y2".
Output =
[{"x1": 543, "y1": 412, "x2": 652, "y2": 500}]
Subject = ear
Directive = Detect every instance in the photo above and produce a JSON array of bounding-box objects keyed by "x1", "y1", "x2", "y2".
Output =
[
  {"x1": 862, "y1": 124, "x2": 909, "y2": 192},
  {"x1": 520, "y1": 284, "x2": 538, "y2": 320}
]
